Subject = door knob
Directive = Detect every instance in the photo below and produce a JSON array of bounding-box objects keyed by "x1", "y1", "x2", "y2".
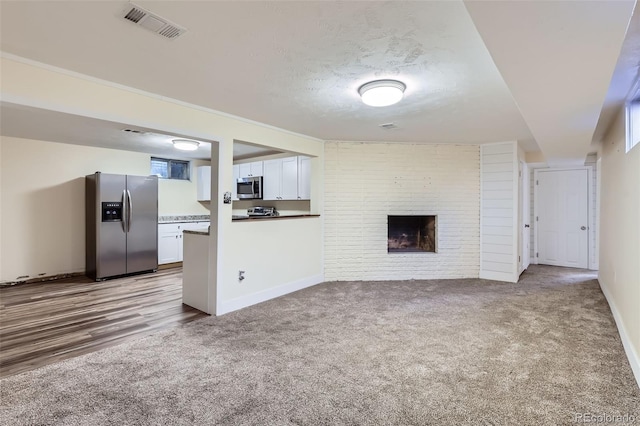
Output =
[{"x1": 580, "y1": 226, "x2": 587, "y2": 230}]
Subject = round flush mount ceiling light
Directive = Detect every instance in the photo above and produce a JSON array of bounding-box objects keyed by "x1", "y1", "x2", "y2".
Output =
[
  {"x1": 358, "y1": 79, "x2": 406, "y2": 107},
  {"x1": 172, "y1": 139, "x2": 200, "y2": 151}
]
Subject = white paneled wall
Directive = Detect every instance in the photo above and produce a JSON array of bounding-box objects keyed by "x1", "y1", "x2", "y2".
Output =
[
  {"x1": 324, "y1": 142, "x2": 480, "y2": 281},
  {"x1": 528, "y1": 157, "x2": 597, "y2": 269},
  {"x1": 480, "y1": 142, "x2": 518, "y2": 282}
]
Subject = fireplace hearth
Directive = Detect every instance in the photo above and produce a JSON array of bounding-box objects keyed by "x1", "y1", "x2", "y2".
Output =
[{"x1": 388, "y1": 215, "x2": 437, "y2": 253}]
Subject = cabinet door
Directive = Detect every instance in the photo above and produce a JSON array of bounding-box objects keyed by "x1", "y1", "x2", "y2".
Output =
[
  {"x1": 158, "y1": 232, "x2": 180, "y2": 264},
  {"x1": 239, "y1": 163, "x2": 252, "y2": 178},
  {"x1": 281, "y1": 157, "x2": 299, "y2": 200},
  {"x1": 196, "y1": 166, "x2": 211, "y2": 201},
  {"x1": 178, "y1": 233, "x2": 184, "y2": 262},
  {"x1": 262, "y1": 159, "x2": 281, "y2": 200},
  {"x1": 297, "y1": 156, "x2": 311, "y2": 200},
  {"x1": 250, "y1": 161, "x2": 264, "y2": 177},
  {"x1": 232, "y1": 165, "x2": 240, "y2": 200}
]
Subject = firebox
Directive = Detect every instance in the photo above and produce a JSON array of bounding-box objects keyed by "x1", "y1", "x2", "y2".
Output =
[{"x1": 387, "y1": 215, "x2": 437, "y2": 253}]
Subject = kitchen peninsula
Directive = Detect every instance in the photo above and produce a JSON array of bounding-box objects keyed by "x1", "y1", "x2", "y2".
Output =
[{"x1": 182, "y1": 228, "x2": 210, "y2": 314}]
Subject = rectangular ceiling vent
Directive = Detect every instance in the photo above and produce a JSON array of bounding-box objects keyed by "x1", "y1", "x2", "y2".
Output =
[{"x1": 122, "y1": 4, "x2": 186, "y2": 39}]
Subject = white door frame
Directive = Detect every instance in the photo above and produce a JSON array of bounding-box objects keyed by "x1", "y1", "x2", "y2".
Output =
[
  {"x1": 533, "y1": 166, "x2": 594, "y2": 269},
  {"x1": 520, "y1": 161, "x2": 530, "y2": 273}
]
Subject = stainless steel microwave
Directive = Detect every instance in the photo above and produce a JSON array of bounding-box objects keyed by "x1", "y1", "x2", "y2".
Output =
[{"x1": 237, "y1": 176, "x2": 262, "y2": 199}]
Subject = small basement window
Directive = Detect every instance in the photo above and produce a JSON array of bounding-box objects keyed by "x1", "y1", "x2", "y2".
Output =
[{"x1": 151, "y1": 157, "x2": 190, "y2": 180}]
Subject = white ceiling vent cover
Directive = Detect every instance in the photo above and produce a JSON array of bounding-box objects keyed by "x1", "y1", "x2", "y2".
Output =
[{"x1": 122, "y1": 4, "x2": 186, "y2": 39}]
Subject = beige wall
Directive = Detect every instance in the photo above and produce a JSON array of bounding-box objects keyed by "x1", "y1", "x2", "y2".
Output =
[
  {"x1": 159, "y1": 159, "x2": 211, "y2": 216},
  {"x1": 1, "y1": 56, "x2": 324, "y2": 313},
  {"x1": 598, "y1": 109, "x2": 640, "y2": 384},
  {"x1": 324, "y1": 141, "x2": 480, "y2": 281},
  {"x1": 222, "y1": 217, "x2": 322, "y2": 304},
  {"x1": 0, "y1": 136, "x2": 208, "y2": 282}
]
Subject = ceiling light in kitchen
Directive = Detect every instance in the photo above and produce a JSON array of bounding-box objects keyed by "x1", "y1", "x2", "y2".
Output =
[
  {"x1": 172, "y1": 139, "x2": 200, "y2": 151},
  {"x1": 358, "y1": 80, "x2": 406, "y2": 107}
]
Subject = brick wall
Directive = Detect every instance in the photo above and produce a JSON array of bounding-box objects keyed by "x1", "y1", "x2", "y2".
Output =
[{"x1": 324, "y1": 141, "x2": 480, "y2": 281}]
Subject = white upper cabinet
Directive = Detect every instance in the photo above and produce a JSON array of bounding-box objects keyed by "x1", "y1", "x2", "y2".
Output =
[
  {"x1": 196, "y1": 166, "x2": 211, "y2": 201},
  {"x1": 263, "y1": 156, "x2": 311, "y2": 201},
  {"x1": 281, "y1": 157, "x2": 299, "y2": 200},
  {"x1": 263, "y1": 157, "x2": 298, "y2": 200},
  {"x1": 262, "y1": 159, "x2": 281, "y2": 200},
  {"x1": 238, "y1": 161, "x2": 263, "y2": 178},
  {"x1": 297, "y1": 156, "x2": 311, "y2": 200}
]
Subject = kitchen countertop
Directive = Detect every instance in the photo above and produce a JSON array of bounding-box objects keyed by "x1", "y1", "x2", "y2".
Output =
[
  {"x1": 232, "y1": 214, "x2": 320, "y2": 221},
  {"x1": 159, "y1": 215, "x2": 210, "y2": 224},
  {"x1": 183, "y1": 229, "x2": 209, "y2": 236}
]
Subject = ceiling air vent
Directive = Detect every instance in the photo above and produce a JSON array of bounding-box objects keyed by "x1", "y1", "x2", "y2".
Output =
[
  {"x1": 122, "y1": 4, "x2": 186, "y2": 39},
  {"x1": 379, "y1": 123, "x2": 398, "y2": 130}
]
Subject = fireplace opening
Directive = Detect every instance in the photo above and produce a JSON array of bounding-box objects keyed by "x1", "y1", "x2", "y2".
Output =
[{"x1": 388, "y1": 215, "x2": 437, "y2": 253}]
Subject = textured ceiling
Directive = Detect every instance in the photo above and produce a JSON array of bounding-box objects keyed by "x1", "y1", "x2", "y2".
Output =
[{"x1": 0, "y1": 1, "x2": 637, "y2": 162}]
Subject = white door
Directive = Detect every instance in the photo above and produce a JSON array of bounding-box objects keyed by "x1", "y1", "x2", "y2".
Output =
[{"x1": 536, "y1": 169, "x2": 588, "y2": 268}]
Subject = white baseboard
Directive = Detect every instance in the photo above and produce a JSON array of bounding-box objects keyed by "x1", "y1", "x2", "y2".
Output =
[
  {"x1": 216, "y1": 274, "x2": 324, "y2": 316},
  {"x1": 479, "y1": 270, "x2": 517, "y2": 283},
  {"x1": 599, "y1": 278, "x2": 640, "y2": 389}
]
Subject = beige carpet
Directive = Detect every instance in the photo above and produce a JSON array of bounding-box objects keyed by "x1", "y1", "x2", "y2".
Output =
[{"x1": 1, "y1": 265, "x2": 638, "y2": 425}]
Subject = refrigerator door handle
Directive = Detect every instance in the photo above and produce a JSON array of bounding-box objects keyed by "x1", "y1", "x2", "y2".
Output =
[
  {"x1": 126, "y1": 189, "x2": 133, "y2": 232},
  {"x1": 121, "y1": 189, "x2": 127, "y2": 233}
]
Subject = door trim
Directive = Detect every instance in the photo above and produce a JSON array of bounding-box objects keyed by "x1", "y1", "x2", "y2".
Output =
[
  {"x1": 519, "y1": 160, "x2": 530, "y2": 274},
  {"x1": 533, "y1": 166, "x2": 594, "y2": 269}
]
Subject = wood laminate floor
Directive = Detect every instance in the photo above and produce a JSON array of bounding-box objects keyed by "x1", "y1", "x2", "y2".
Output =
[{"x1": 0, "y1": 268, "x2": 208, "y2": 378}]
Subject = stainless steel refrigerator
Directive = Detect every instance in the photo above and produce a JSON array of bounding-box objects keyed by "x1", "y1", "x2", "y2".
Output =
[{"x1": 86, "y1": 172, "x2": 158, "y2": 281}]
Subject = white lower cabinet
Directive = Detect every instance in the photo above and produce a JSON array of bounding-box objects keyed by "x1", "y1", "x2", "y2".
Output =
[{"x1": 158, "y1": 222, "x2": 209, "y2": 264}]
